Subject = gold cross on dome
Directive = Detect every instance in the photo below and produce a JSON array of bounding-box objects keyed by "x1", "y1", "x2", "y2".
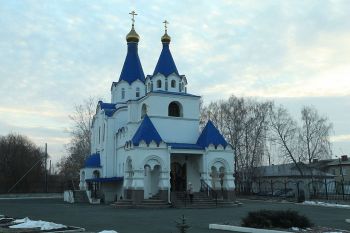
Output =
[
  {"x1": 163, "y1": 20, "x2": 169, "y2": 32},
  {"x1": 129, "y1": 10, "x2": 137, "y2": 26}
]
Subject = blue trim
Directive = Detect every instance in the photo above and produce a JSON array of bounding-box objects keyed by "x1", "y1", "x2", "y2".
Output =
[
  {"x1": 197, "y1": 120, "x2": 228, "y2": 148},
  {"x1": 150, "y1": 90, "x2": 200, "y2": 97},
  {"x1": 168, "y1": 143, "x2": 203, "y2": 150},
  {"x1": 85, "y1": 177, "x2": 124, "y2": 183},
  {"x1": 131, "y1": 115, "x2": 163, "y2": 146},
  {"x1": 153, "y1": 42, "x2": 179, "y2": 77},
  {"x1": 119, "y1": 42, "x2": 145, "y2": 84},
  {"x1": 84, "y1": 153, "x2": 101, "y2": 168}
]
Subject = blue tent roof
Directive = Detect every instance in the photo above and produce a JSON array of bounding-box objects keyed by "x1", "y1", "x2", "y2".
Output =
[
  {"x1": 99, "y1": 101, "x2": 116, "y2": 110},
  {"x1": 153, "y1": 42, "x2": 179, "y2": 77},
  {"x1": 119, "y1": 42, "x2": 145, "y2": 84},
  {"x1": 197, "y1": 120, "x2": 228, "y2": 148},
  {"x1": 131, "y1": 115, "x2": 162, "y2": 146},
  {"x1": 84, "y1": 153, "x2": 101, "y2": 168}
]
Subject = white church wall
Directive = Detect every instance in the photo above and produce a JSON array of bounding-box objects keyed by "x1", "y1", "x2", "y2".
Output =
[
  {"x1": 186, "y1": 156, "x2": 202, "y2": 192},
  {"x1": 205, "y1": 149, "x2": 235, "y2": 190},
  {"x1": 152, "y1": 74, "x2": 166, "y2": 92},
  {"x1": 112, "y1": 81, "x2": 129, "y2": 103},
  {"x1": 167, "y1": 74, "x2": 182, "y2": 92},
  {"x1": 130, "y1": 80, "x2": 146, "y2": 100},
  {"x1": 123, "y1": 146, "x2": 170, "y2": 197},
  {"x1": 141, "y1": 94, "x2": 200, "y2": 119},
  {"x1": 153, "y1": 117, "x2": 199, "y2": 143}
]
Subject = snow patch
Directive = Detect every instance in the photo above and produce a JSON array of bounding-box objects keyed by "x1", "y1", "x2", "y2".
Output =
[
  {"x1": 302, "y1": 201, "x2": 350, "y2": 209},
  {"x1": 99, "y1": 231, "x2": 118, "y2": 233},
  {"x1": 10, "y1": 217, "x2": 67, "y2": 230}
]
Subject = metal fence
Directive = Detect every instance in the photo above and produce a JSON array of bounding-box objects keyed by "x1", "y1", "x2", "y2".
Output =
[{"x1": 236, "y1": 179, "x2": 350, "y2": 201}]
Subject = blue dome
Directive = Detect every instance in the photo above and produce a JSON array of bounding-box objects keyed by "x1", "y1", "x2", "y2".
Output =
[{"x1": 84, "y1": 153, "x2": 101, "y2": 168}]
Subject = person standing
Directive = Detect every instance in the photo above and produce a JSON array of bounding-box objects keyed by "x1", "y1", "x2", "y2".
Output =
[{"x1": 188, "y1": 182, "x2": 194, "y2": 204}]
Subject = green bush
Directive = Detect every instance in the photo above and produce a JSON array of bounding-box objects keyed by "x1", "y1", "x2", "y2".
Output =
[{"x1": 241, "y1": 209, "x2": 312, "y2": 229}]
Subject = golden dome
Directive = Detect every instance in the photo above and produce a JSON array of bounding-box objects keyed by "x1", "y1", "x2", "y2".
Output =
[
  {"x1": 161, "y1": 32, "x2": 171, "y2": 43},
  {"x1": 126, "y1": 26, "x2": 139, "y2": 43}
]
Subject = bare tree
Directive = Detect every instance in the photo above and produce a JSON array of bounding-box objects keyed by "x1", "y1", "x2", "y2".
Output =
[
  {"x1": 201, "y1": 95, "x2": 272, "y2": 189},
  {"x1": 269, "y1": 105, "x2": 304, "y2": 176},
  {"x1": 300, "y1": 106, "x2": 332, "y2": 163},
  {"x1": 58, "y1": 97, "x2": 96, "y2": 181}
]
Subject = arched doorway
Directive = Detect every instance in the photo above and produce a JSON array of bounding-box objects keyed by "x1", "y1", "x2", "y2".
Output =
[
  {"x1": 170, "y1": 162, "x2": 187, "y2": 191},
  {"x1": 92, "y1": 170, "x2": 100, "y2": 198}
]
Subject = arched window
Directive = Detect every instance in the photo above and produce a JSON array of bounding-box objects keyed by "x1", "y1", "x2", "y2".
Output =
[
  {"x1": 157, "y1": 80, "x2": 162, "y2": 88},
  {"x1": 147, "y1": 83, "x2": 151, "y2": 92},
  {"x1": 168, "y1": 101, "x2": 182, "y2": 117},
  {"x1": 141, "y1": 104, "x2": 147, "y2": 119},
  {"x1": 121, "y1": 88, "x2": 125, "y2": 99},
  {"x1": 171, "y1": 80, "x2": 176, "y2": 88},
  {"x1": 136, "y1": 87, "x2": 140, "y2": 98}
]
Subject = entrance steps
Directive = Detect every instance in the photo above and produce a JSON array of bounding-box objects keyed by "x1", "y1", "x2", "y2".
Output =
[
  {"x1": 172, "y1": 191, "x2": 239, "y2": 208},
  {"x1": 73, "y1": 190, "x2": 89, "y2": 203},
  {"x1": 113, "y1": 193, "x2": 170, "y2": 208}
]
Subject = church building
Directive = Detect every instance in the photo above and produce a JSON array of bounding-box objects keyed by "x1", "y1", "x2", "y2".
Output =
[{"x1": 79, "y1": 13, "x2": 235, "y2": 205}]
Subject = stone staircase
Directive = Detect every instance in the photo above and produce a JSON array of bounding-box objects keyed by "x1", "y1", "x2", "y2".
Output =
[
  {"x1": 113, "y1": 193, "x2": 170, "y2": 208},
  {"x1": 73, "y1": 190, "x2": 89, "y2": 203},
  {"x1": 171, "y1": 191, "x2": 239, "y2": 208}
]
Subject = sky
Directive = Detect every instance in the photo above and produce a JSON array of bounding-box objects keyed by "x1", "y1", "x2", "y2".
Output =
[{"x1": 0, "y1": 0, "x2": 350, "y2": 166}]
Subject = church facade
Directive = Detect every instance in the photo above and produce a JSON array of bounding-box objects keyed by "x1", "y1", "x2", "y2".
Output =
[{"x1": 79, "y1": 16, "x2": 235, "y2": 204}]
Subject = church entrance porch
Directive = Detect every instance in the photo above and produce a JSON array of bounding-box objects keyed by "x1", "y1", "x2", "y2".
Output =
[{"x1": 170, "y1": 153, "x2": 202, "y2": 193}]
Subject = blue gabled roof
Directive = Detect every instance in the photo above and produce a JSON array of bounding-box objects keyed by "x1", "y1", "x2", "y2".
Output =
[
  {"x1": 131, "y1": 115, "x2": 162, "y2": 146},
  {"x1": 84, "y1": 153, "x2": 101, "y2": 168},
  {"x1": 99, "y1": 102, "x2": 115, "y2": 110},
  {"x1": 197, "y1": 120, "x2": 228, "y2": 148},
  {"x1": 98, "y1": 101, "x2": 116, "y2": 117},
  {"x1": 153, "y1": 43, "x2": 179, "y2": 77},
  {"x1": 119, "y1": 42, "x2": 145, "y2": 84}
]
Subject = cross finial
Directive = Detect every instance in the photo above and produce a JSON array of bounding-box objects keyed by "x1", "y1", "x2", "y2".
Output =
[
  {"x1": 129, "y1": 10, "x2": 137, "y2": 27},
  {"x1": 163, "y1": 20, "x2": 169, "y2": 33}
]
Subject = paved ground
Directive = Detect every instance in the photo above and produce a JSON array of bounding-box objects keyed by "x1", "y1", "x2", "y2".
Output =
[{"x1": 0, "y1": 198, "x2": 349, "y2": 233}]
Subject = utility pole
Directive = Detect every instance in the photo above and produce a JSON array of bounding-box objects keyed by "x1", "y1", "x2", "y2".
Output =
[{"x1": 45, "y1": 143, "x2": 48, "y2": 193}]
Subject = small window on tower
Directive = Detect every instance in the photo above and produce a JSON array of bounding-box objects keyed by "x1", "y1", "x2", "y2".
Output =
[
  {"x1": 121, "y1": 88, "x2": 125, "y2": 99},
  {"x1": 136, "y1": 87, "x2": 140, "y2": 98},
  {"x1": 157, "y1": 80, "x2": 162, "y2": 88},
  {"x1": 171, "y1": 80, "x2": 176, "y2": 88},
  {"x1": 147, "y1": 83, "x2": 151, "y2": 92}
]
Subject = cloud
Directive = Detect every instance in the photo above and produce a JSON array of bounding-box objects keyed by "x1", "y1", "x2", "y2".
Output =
[
  {"x1": 1, "y1": 0, "x2": 350, "y2": 162},
  {"x1": 331, "y1": 134, "x2": 350, "y2": 143}
]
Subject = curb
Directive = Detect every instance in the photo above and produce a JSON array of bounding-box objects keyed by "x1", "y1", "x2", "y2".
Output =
[{"x1": 209, "y1": 224, "x2": 290, "y2": 233}]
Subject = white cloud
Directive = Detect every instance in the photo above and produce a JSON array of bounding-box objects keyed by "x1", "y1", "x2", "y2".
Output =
[{"x1": 331, "y1": 134, "x2": 350, "y2": 142}]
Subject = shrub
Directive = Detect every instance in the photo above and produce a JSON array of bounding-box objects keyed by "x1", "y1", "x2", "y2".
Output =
[{"x1": 241, "y1": 209, "x2": 312, "y2": 229}]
